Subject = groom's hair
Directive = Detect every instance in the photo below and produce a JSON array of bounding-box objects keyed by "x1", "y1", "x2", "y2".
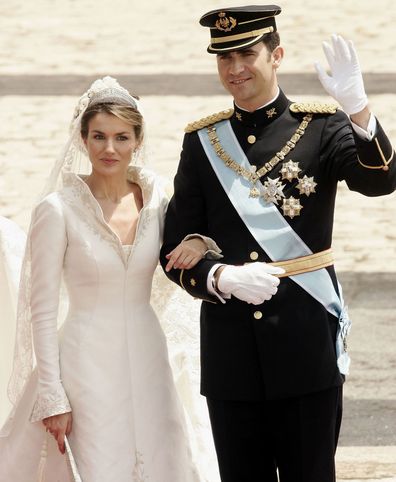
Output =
[{"x1": 262, "y1": 32, "x2": 280, "y2": 53}]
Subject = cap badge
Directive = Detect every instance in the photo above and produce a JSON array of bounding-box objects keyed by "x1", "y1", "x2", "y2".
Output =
[{"x1": 215, "y1": 12, "x2": 237, "y2": 32}]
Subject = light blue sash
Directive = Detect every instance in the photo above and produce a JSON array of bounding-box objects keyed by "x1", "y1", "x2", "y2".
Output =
[{"x1": 198, "y1": 120, "x2": 351, "y2": 374}]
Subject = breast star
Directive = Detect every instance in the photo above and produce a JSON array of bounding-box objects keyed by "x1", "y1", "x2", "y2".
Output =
[
  {"x1": 280, "y1": 160, "x2": 301, "y2": 181},
  {"x1": 282, "y1": 196, "x2": 303, "y2": 219},
  {"x1": 296, "y1": 175, "x2": 317, "y2": 196}
]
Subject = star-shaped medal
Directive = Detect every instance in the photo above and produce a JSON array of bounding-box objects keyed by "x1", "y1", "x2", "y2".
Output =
[
  {"x1": 296, "y1": 175, "x2": 317, "y2": 196},
  {"x1": 282, "y1": 196, "x2": 303, "y2": 219},
  {"x1": 266, "y1": 107, "x2": 277, "y2": 118},
  {"x1": 262, "y1": 177, "x2": 285, "y2": 204},
  {"x1": 280, "y1": 160, "x2": 301, "y2": 182}
]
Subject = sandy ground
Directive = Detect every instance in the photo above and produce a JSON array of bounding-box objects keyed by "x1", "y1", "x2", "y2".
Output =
[{"x1": 1, "y1": 1, "x2": 396, "y2": 480}]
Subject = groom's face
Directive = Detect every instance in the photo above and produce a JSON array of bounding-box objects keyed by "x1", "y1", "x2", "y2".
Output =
[{"x1": 216, "y1": 42, "x2": 282, "y2": 110}]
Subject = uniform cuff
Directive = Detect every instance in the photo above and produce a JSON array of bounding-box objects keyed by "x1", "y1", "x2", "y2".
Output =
[
  {"x1": 350, "y1": 112, "x2": 377, "y2": 141},
  {"x1": 207, "y1": 264, "x2": 230, "y2": 304}
]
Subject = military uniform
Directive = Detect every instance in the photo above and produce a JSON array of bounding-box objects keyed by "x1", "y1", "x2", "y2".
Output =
[
  {"x1": 160, "y1": 5, "x2": 396, "y2": 482},
  {"x1": 161, "y1": 88, "x2": 395, "y2": 400}
]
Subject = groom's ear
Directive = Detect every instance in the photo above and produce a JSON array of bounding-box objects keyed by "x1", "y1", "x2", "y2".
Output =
[{"x1": 272, "y1": 46, "x2": 284, "y2": 69}]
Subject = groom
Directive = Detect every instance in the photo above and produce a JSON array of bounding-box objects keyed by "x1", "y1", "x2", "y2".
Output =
[{"x1": 160, "y1": 5, "x2": 396, "y2": 481}]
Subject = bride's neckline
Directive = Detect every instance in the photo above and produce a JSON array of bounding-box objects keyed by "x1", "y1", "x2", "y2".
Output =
[{"x1": 63, "y1": 168, "x2": 154, "y2": 253}]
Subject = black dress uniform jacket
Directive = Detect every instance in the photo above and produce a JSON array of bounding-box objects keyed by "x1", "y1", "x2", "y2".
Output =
[{"x1": 160, "y1": 89, "x2": 396, "y2": 401}]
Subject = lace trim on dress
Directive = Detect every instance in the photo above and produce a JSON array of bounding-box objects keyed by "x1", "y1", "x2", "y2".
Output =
[{"x1": 30, "y1": 386, "x2": 72, "y2": 422}]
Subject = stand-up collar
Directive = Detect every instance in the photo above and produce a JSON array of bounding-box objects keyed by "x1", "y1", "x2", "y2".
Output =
[{"x1": 232, "y1": 89, "x2": 289, "y2": 127}]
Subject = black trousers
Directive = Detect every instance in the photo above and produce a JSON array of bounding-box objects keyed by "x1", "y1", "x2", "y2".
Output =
[{"x1": 207, "y1": 386, "x2": 343, "y2": 482}]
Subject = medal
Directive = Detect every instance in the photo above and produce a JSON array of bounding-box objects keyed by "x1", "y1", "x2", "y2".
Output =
[
  {"x1": 282, "y1": 196, "x2": 303, "y2": 219},
  {"x1": 262, "y1": 177, "x2": 285, "y2": 204},
  {"x1": 296, "y1": 175, "x2": 317, "y2": 196},
  {"x1": 280, "y1": 160, "x2": 301, "y2": 181}
]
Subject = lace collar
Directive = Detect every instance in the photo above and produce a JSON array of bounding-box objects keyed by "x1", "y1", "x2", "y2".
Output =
[
  {"x1": 60, "y1": 166, "x2": 157, "y2": 265},
  {"x1": 61, "y1": 165, "x2": 155, "y2": 205}
]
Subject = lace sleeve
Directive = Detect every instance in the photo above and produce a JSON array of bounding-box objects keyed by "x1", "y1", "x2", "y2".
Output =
[{"x1": 30, "y1": 385, "x2": 71, "y2": 422}]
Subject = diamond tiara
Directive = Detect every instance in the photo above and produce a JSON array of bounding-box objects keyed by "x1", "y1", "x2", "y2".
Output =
[{"x1": 88, "y1": 87, "x2": 138, "y2": 110}]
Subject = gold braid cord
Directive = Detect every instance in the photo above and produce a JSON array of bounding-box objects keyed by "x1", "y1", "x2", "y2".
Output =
[
  {"x1": 289, "y1": 102, "x2": 338, "y2": 114},
  {"x1": 357, "y1": 139, "x2": 395, "y2": 171},
  {"x1": 185, "y1": 109, "x2": 234, "y2": 133},
  {"x1": 207, "y1": 114, "x2": 313, "y2": 187}
]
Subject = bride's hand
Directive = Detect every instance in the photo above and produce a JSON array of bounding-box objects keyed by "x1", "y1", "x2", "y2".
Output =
[
  {"x1": 165, "y1": 237, "x2": 207, "y2": 271},
  {"x1": 43, "y1": 412, "x2": 73, "y2": 454}
]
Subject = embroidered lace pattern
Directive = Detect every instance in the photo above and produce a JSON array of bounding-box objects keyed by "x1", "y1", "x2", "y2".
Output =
[
  {"x1": 30, "y1": 387, "x2": 72, "y2": 423},
  {"x1": 7, "y1": 236, "x2": 33, "y2": 409}
]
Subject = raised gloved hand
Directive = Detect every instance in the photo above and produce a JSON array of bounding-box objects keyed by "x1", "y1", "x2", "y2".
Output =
[
  {"x1": 217, "y1": 262, "x2": 285, "y2": 305},
  {"x1": 314, "y1": 34, "x2": 368, "y2": 115}
]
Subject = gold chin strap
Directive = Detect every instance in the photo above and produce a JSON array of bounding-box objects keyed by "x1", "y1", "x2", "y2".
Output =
[
  {"x1": 269, "y1": 248, "x2": 334, "y2": 278},
  {"x1": 210, "y1": 26, "x2": 274, "y2": 44}
]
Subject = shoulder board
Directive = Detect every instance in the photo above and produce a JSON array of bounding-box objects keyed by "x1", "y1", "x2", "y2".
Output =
[
  {"x1": 184, "y1": 108, "x2": 234, "y2": 133},
  {"x1": 289, "y1": 102, "x2": 338, "y2": 115}
]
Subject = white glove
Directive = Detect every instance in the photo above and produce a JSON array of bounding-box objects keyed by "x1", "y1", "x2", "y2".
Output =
[
  {"x1": 217, "y1": 262, "x2": 285, "y2": 305},
  {"x1": 314, "y1": 34, "x2": 368, "y2": 115}
]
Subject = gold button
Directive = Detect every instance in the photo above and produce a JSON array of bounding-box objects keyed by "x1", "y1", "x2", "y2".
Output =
[
  {"x1": 254, "y1": 311, "x2": 263, "y2": 320},
  {"x1": 247, "y1": 135, "x2": 256, "y2": 144},
  {"x1": 250, "y1": 251, "x2": 259, "y2": 261}
]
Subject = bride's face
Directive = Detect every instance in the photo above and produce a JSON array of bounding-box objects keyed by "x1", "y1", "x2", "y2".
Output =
[{"x1": 84, "y1": 112, "x2": 139, "y2": 176}]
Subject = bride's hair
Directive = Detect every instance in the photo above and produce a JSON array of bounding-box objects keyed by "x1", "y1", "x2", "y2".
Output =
[{"x1": 80, "y1": 103, "x2": 144, "y2": 144}]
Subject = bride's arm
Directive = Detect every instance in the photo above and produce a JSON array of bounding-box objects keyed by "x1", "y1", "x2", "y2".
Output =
[
  {"x1": 29, "y1": 197, "x2": 72, "y2": 424},
  {"x1": 164, "y1": 235, "x2": 222, "y2": 271}
]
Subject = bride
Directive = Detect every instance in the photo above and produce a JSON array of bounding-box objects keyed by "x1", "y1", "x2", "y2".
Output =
[{"x1": 0, "y1": 77, "x2": 220, "y2": 481}]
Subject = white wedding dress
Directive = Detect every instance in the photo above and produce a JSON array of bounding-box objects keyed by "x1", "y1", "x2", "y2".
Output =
[{"x1": 0, "y1": 167, "x2": 218, "y2": 482}]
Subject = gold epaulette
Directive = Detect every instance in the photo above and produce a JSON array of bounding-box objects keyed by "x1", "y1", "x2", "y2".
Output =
[
  {"x1": 184, "y1": 108, "x2": 234, "y2": 133},
  {"x1": 290, "y1": 102, "x2": 338, "y2": 115}
]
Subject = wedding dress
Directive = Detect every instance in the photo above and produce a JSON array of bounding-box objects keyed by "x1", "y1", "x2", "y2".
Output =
[{"x1": 0, "y1": 166, "x2": 218, "y2": 481}]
